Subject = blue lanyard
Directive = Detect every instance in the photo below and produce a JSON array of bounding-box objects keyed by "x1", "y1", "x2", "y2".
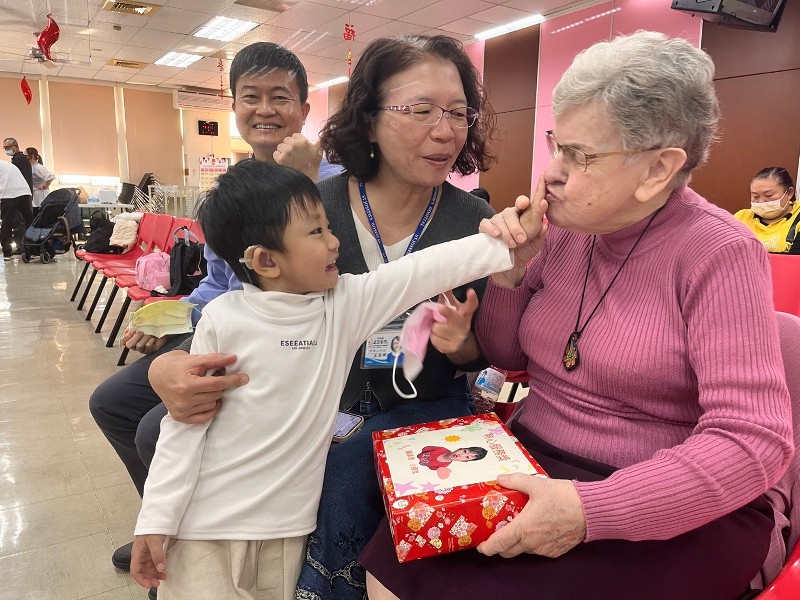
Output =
[{"x1": 358, "y1": 181, "x2": 438, "y2": 264}]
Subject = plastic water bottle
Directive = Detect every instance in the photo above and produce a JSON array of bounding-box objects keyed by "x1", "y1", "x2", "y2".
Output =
[{"x1": 471, "y1": 367, "x2": 507, "y2": 413}]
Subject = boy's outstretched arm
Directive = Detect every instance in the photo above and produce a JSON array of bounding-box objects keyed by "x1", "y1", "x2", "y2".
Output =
[{"x1": 131, "y1": 534, "x2": 168, "y2": 589}]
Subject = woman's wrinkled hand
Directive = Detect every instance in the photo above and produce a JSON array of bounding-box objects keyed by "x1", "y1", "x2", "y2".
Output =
[
  {"x1": 148, "y1": 351, "x2": 248, "y2": 424},
  {"x1": 479, "y1": 177, "x2": 549, "y2": 288},
  {"x1": 477, "y1": 474, "x2": 586, "y2": 559}
]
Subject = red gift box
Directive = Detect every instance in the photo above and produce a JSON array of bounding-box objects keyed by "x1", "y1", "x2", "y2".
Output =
[{"x1": 372, "y1": 413, "x2": 548, "y2": 563}]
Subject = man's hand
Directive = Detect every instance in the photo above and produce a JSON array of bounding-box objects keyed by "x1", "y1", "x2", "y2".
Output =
[
  {"x1": 130, "y1": 535, "x2": 167, "y2": 589},
  {"x1": 273, "y1": 133, "x2": 323, "y2": 181},
  {"x1": 121, "y1": 329, "x2": 168, "y2": 355},
  {"x1": 149, "y1": 351, "x2": 248, "y2": 424},
  {"x1": 477, "y1": 474, "x2": 586, "y2": 559}
]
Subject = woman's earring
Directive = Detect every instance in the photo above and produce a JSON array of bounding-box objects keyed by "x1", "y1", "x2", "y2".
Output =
[{"x1": 369, "y1": 143, "x2": 375, "y2": 159}]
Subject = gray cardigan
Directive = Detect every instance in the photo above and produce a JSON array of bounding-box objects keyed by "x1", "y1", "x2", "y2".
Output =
[{"x1": 318, "y1": 174, "x2": 495, "y2": 412}]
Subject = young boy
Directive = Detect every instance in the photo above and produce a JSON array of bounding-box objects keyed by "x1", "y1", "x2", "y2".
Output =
[{"x1": 130, "y1": 160, "x2": 527, "y2": 599}]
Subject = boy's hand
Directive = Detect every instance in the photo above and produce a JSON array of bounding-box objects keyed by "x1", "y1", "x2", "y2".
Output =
[
  {"x1": 430, "y1": 290, "x2": 478, "y2": 355},
  {"x1": 131, "y1": 535, "x2": 168, "y2": 589},
  {"x1": 274, "y1": 134, "x2": 323, "y2": 182}
]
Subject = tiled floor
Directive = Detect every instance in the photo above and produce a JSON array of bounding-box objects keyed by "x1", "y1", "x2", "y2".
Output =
[{"x1": 0, "y1": 251, "x2": 151, "y2": 600}]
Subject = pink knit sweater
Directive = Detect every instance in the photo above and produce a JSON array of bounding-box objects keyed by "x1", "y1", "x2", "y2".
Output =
[{"x1": 475, "y1": 187, "x2": 794, "y2": 543}]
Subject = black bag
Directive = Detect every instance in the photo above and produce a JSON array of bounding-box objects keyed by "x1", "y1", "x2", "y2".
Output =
[
  {"x1": 164, "y1": 226, "x2": 207, "y2": 296},
  {"x1": 83, "y1": 211, "x2": 120, "y2": 254}
]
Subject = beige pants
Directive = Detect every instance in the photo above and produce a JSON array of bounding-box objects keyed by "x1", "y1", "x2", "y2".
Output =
[{"x1": 156, "y1": 536, "x2": 308, "y2": 600}]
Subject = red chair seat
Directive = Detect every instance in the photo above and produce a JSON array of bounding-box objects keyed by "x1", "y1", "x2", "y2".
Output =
[{"x1": 770, "y1": 254, "x2": 800, "y2": 317}]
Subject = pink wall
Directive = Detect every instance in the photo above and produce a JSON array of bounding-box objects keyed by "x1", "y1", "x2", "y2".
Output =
[
  {"x1": 531, "y1": 0, "x2": 701, "y2": 192},
  {"x1": 447, "y1": 39, "x2": 484, "y2": 193}
]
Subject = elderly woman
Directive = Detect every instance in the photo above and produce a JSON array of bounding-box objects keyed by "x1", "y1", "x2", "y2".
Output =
[
  {"x1": 735, "y1": 167, "x2": 798, "y2": 253},
  {"x1": 362, "y1": 31, "x2": 793, "y2": 600}
]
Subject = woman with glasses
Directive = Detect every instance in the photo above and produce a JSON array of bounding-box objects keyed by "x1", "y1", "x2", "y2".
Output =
[
  {"x1": 363, "y1": 32, "x2": 793, "y2": 600},
  {"x1": 735, "y1": 167, "x2": 798, "y2": 253},
  {"x1": 293, "y1": 34, "x2": 498, "y2": 600}
]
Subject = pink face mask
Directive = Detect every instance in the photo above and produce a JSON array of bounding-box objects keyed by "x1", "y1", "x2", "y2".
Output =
[{"x1": 392, "y1": 302, "x2": 448, "y2": 399}]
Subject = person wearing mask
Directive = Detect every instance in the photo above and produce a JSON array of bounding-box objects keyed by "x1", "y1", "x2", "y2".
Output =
[
  {"x1": 362, "y1": 31, "x2": 793, "y2": 600},
  {"x1": 25, "y1": 147, "x2": 56, "y2": 215},
  {"x1": 144, "y1": 34, "x2": 498, "y2": 600},
  {"x1": 88, "y1": 41, "x2": 340, "y2": 600},
  {"x1": 0, "y1": 160, "x2": 33, "y2": 261},
  {"x1": 2, "y1": 137, "x2": 34, "y2": 255},
  {"x1": 735, "y1": 167, "x2": 798, "y2": 253}
]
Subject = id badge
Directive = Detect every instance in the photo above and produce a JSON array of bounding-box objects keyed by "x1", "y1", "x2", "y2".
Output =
[{"x1": 362, "y1": 316, "x2": 406, "y2": 369}]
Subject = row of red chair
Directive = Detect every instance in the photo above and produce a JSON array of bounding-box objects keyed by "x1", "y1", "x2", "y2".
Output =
[{"x1": 70, "y1": 213, "x2": 204, "y2": 365}]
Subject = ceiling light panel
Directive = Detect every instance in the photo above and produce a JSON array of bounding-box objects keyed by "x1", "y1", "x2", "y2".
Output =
[
  {"x1": 155, "y1": 52, "x2": 204, "y2": 68},
  {"x1": 193, "y1": 16, "x2": 259, "y2": 41}
]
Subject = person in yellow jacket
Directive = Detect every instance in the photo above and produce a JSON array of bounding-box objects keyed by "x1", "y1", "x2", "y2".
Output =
[{"x1": 735, "y1": 166, "x2": 798, "y2": 253}]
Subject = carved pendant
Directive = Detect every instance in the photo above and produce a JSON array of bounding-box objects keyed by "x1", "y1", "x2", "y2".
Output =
[{"x1": 563, "y1": 332, "x2": 580, "y2": 371}]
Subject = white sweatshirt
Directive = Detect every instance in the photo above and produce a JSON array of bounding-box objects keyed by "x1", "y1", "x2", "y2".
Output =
[{"x1": 135, "y1": 233, "x2": 512, "y2": 540}]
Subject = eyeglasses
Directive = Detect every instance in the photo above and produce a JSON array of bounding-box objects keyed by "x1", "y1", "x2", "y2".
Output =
[
  {"x1": 545, "y1": 130, "x2": 651, "y2": 172},
  {"x1": 376, "y1": 103, "x2": 478, "y2": 128}
]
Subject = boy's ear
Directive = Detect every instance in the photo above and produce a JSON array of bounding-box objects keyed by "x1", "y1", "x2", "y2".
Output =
[{"x1": 251, "y1": 247, "x2": 280, "y2": 278}]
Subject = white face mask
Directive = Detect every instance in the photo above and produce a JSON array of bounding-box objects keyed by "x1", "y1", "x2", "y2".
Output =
[
  {"x1": 751, "y1": 189, "x2": 790, "y2": 219},
  {"x1": 4, "y1": 149, "x2": 14, "y2": 157}
]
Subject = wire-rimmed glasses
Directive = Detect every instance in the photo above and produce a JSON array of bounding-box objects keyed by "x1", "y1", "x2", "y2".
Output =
[
  {"x1": 376, "y1": 103, "x2": 478, "y2": 128},
  {"x1": 545, "y1": 130, "x2": 649, "y2": 172}
]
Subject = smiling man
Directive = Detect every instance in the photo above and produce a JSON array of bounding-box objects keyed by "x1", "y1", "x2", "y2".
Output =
[{"x1": 230, "y1": 42, "x2": 342, "y2": 181}]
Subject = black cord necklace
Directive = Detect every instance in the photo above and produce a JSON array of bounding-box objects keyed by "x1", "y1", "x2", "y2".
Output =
[{"x1": 562, "y1": 207, "x2": 664, "y2": 371}]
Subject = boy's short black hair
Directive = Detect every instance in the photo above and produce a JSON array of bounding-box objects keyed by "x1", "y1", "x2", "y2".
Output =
[
  {"x1": 196, "y1": 160, "x2": 321, "y2": 282},
  {"x1": 230, "y1": 42, "x2": 309, "y2": 103}
]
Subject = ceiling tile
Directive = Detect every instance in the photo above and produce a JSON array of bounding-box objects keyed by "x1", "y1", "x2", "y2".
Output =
[
  {"x1": 219, "y1": 3, "x2": 282, "y2": 23},
  {"x1": 267, "y1": 3, "x2": 347, "y2": 29},
  {"x1": 470, "y1": 5, "x2": 538, "y2": 24},
  {"x1": 126, "y1": 28, "x2": 185, "y2": 51},
  {"x1": 93, "y1": 69, "x2": 135, "y2": 83},
  {"x1": 400, "y1": 0, "x2": 496, "y2": 28},
  {"x1": 503, "y1": 0, "x2": 586, "y2": 14},
  {"x1": 353, "y1": 20, "x2": 428, "y2": 44},
  {"x1": 138, "y1": 64, "x2": 183, "y2": 77},
  {"x1": 126, "y1": 74, "x2": 170, "y2": 85},
  {"x1": 438, "y1": 18, "x2": 492, "y2": 36},
  {"x1": 316, "y1": 12, "x2": 390, "y2": 39},
  {"x1": 56, "y1": 66, "x2": 103, "y2": 79},
  {"x1": 166, "y1": 0, "x2": 237, "y2": 14},
  {"x1": 146, "y1": 7, "x2": 213, "y2": 35},
  {"x1": 350, "y1": 0, "x2": 440, "y2": 20},
  {"x1": 113, "y1": 46, "x2": 165, "y2": 63},
  {"x1": 423, "y1": 28, "x2": 476, "y2": 43}
]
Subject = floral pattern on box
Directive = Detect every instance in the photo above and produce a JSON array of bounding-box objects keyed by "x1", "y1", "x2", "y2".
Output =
[{"x1": 373, "y1": 413, "x2": 548, "y2": 562}]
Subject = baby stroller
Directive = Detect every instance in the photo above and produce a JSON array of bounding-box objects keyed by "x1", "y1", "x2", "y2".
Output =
[{"x1": 21, "y1": 188, "x2": 79, "y2": 264}]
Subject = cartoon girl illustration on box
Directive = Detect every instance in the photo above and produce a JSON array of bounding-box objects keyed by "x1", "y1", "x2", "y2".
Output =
[{"x1": 417, "y1": 446, "x2": 488, "y2": 479}]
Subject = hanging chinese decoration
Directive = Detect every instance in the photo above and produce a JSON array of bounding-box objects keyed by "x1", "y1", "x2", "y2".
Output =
[
  {"x1": 20, "y1": 77, "x2": 32, "y2": 105},
  {"x1": 37, "y1": 14, "x2": 60, "y2": 61},
  {"x1": 343, "y1": 20, "x2": 356, "y2": 77},
  {"x1": 218, "y1": 58, "x2": 225, "y2": 99}
]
